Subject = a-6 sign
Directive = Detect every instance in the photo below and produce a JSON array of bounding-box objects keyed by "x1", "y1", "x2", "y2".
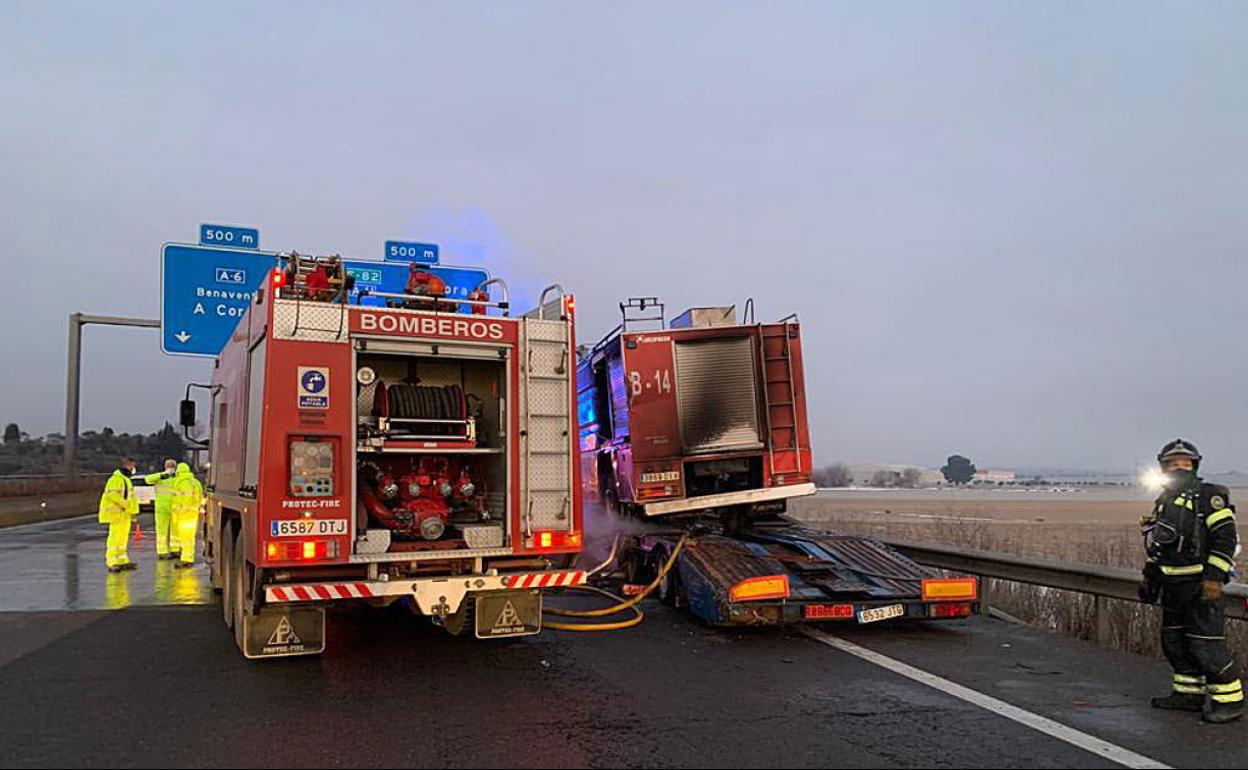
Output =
[{"x1": 161, "y1": 243, "x2": 278, "y2": 357}]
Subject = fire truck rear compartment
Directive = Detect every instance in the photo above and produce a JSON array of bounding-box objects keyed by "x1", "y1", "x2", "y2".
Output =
[
  {"x1": 683, "y1": 456, "x2": 763, "y2": 497},
  {"x1": 355, "y1": 349, "x2": 509, "y2": 554}
]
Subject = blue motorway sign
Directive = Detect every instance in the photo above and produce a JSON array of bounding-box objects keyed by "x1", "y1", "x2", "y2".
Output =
[
  {"x1": 344, "y1": 260, "x2": 489, "y2": 308},
  {"x1": 199, "y1": 224, "x2": 259, "y2": 249},
  {"x1": 161, "y1": 243, "x2": 278, "y2": 356},
  {"x1": 384, "y1": 240, "x2": 438, "y2": 264}
]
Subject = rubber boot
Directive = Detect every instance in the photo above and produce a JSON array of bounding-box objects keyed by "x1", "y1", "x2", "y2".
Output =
[
  {"x1": 1202, "y1": 701, "x2": 1245, "y2": 724},
  {"x1": 1150, "y1": 692, "x2": 1204, "y2": 712}
]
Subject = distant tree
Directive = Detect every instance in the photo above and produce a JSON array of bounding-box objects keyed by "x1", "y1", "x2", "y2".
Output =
[
  {"x1": 941, "y1": 455, "x2": 977, "y2": 485},
  {"x1": 148, "y1": 422, "x2": 186, "y2": 465},
  {"x1": 900, "y1": 468, "x2": 923, "y2": 488},
  {"x1": 813, "y1": 463, "x2": 853, "y2": 488},
  {"x1": 870, "y1": 469, "x2": 901, "y2": 488},
  {"x1": 3, "y1": 423, "x2": 20, "y2": 445}
]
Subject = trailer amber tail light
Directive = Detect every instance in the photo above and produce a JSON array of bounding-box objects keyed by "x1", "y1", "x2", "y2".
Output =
[
  {"x1": 921, "y1": 577, "x2": 978, "y2": 602},
  {"x1": 266, "y1": 539, "x2": 338, "y2": 562},
  {"x1": 729, "y1": 575, "x2": 790, "y2": 603},
  {"x1": 930, "y1": 602, "x2": 974, "y2": 618},
  {"x1": 532, "y1": 530, "x2": 582, "y2": 550}
]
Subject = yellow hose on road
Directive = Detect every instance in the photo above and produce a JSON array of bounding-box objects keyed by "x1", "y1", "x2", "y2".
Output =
[{"x1": 543, "y1": 536, "x2": 688, "y2": 632}]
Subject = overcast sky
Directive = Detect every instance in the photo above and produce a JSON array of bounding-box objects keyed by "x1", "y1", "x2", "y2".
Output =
[{"x1": 3, "y1": 2, "x2": 1247, "y2": 472}]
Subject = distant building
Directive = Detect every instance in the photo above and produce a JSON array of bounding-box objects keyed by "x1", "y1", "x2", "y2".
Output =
[{"x1": 973, "y1": 469, "x2": 1016, "y2": 484}]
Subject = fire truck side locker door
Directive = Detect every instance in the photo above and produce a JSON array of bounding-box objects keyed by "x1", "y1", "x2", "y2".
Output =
[{"x1": 520, "y1": 318, "x2": 574, "y2": 536}]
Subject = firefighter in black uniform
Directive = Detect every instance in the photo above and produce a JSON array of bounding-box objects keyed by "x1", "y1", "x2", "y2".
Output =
[{"x1": 1140, "y1": 439, "x2": 1243, "y2": 723}]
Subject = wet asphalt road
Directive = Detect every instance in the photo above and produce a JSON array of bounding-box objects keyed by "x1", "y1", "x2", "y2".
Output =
[{"x1": 0, "y1": 515, "x2": 1243, "y2": 768}]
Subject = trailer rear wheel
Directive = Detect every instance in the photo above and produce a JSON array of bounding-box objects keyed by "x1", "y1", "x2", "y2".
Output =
[{"x1": 656, "y1": 545, "x2": 681, "y2": 606}]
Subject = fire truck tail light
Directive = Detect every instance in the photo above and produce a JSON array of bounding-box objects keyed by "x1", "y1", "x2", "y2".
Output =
[
  {"x1": 271, "y1": 268, "x2": 286, "y2": 288},
  {"x1": 265, "y1": 539, "x2": 337, "y2": 562},
  {"x1": 729, "y1": 575, "x2": 790, "y2": 603},
  {"x1": 921, "y1": 577, "x2": 978, "y2": 602},
  {"x1": 532, "y1": 530, "x2": 581, "y2": 550},
  {"x1": 564, "y1": 294, "x2": 576, "y2": 317}
]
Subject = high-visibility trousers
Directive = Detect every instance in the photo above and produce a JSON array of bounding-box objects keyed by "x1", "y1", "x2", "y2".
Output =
[
  {"x1": 105, "y1": 516, "x2": 132, "y2": 567},
  {"x1": 173, "y1": 510, "x2": 199, "y2": 564},
  {"x1": 153, "y1": 497, "x2": 181, "y2": 555}
]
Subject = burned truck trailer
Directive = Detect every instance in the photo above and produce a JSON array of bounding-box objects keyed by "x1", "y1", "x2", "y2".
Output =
[
  {"x1": 578, "y1": 299, "x2": 978, "y2": 627},
  {"x1": 199, "y1": 257, "x2": 582, "y2": 658}
]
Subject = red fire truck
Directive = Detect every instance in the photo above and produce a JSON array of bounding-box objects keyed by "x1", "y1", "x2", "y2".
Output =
[
  {"x1": 579, "y1": 298, "x2": 815, "y2": 521},
  {"x1": 578, "y1": 299, "x2": 978, "y2": 627},
  {"x1": 187, "y1": 254, "x2": 583, "y2": 658}
]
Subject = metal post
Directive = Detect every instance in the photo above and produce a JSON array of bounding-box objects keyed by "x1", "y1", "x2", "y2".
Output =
[
  {"x1": 1094, "y1": 595, "x2": 1112, "y2": 646},
  {"x1": 63, "y1": 314, "x2": 162, "y2": 477},
  {"x1": 64, "y1": 313, "x2": 82, "y2": 476}
]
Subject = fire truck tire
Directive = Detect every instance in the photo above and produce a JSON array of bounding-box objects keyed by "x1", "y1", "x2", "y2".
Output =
[
  {"x1": 205, "y1": 519, "x2": 222, "y2": 592},
  {"x1": 231, "y1": 529, "x2": 247, "y2": 653},
  {"x1": 440, "y1": 596, "x2": 473, "y2": 636},
  {"x1": 220, "y1": 523, "x2": 235, "y2": 629}
]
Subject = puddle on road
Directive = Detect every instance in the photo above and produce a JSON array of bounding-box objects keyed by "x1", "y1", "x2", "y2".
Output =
[{"x1": 0, "y1": 514, "x2": 215, "y2": 611}]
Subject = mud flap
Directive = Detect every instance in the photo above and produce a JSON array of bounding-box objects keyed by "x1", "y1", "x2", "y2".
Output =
[
  {"x1": 242, "y1": 606, "x2": 326, "y2": 659},
  {"x1": 474, "y1": 590, "x2": 542, "y2": 639}
]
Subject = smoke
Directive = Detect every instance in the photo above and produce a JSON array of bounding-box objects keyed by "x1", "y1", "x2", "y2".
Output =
[{"x1": 580, "y1": 498, "x2": 670, "y2": 576}]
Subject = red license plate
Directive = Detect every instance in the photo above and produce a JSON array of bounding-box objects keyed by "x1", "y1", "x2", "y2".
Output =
[{"x1": 804, "y1": 604, "x2": 855, "y2": 620}]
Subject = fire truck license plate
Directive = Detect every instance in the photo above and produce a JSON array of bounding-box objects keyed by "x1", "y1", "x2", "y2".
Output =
[
  {"x1": 270, "y1": 519, "x2": 348, "y2": 537},
  {"x1": 857, "y1": 604, "x2": 905, "y2": 624}
]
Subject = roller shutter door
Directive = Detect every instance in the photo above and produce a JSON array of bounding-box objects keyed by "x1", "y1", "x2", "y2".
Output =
[{"x1": 674, "y1": 337, "x2": 762, "y2": 453}]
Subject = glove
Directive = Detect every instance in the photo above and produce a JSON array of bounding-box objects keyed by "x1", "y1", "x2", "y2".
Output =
[
  {"x1": 1202, "y1": 579, "x2": 1224, "y2": 603},
  {"x1": 1139, "y1": 564, "x2": 1161, "y2": 604}
]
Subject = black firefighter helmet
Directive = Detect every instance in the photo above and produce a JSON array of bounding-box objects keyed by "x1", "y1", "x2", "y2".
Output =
[{"x1": 1157, "y1": 439, "x2": 1202, "y2": 471}]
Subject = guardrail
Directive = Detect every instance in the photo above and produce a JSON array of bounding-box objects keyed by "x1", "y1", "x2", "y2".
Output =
[
  {"x1": 882, "y1": 538, "x2": 1248, "y2": 625},
  {"x1": 0, "y1": 473, "x2": 108, "y2": 498}
]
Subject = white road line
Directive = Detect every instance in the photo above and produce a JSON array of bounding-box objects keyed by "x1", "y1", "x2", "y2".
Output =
[{"x1": 800, "y1": 627, "x2": 1170, "y2": 770}]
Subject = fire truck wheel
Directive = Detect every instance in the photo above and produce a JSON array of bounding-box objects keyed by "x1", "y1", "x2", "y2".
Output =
[
  {"x1": 220, "y1": 524, "x2": 235, "y2": 628},
  {"x1": 231, "y1": 529, "x2": 247, "y2": 652},
  {"x1": 441, "y1": 596, "x2": 473, "y2": 637}
]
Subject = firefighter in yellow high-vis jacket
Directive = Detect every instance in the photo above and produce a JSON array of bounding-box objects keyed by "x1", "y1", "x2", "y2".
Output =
[
  {"x1": 171, "y1": 463, "x2": 204, "y2": 568},
  {"x1": 143, "y1": 458, "x2": 180, "y2": 559},
  {"x1": 98, "y1": 457, "x2": 139, "y2": 572}
]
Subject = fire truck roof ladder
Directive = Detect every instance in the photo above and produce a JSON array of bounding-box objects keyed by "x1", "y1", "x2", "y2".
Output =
[
  {"x1": 619, "y1": 297, "x2": 665, "y2": 332},
  {"x1": 760, "y1": 314, "x2": 803, "y2": 476}
]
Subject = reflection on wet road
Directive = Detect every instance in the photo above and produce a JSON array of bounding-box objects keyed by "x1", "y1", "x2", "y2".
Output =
[{"x1": 0, "y1": 514, "x2": 213, "y2": 611}]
